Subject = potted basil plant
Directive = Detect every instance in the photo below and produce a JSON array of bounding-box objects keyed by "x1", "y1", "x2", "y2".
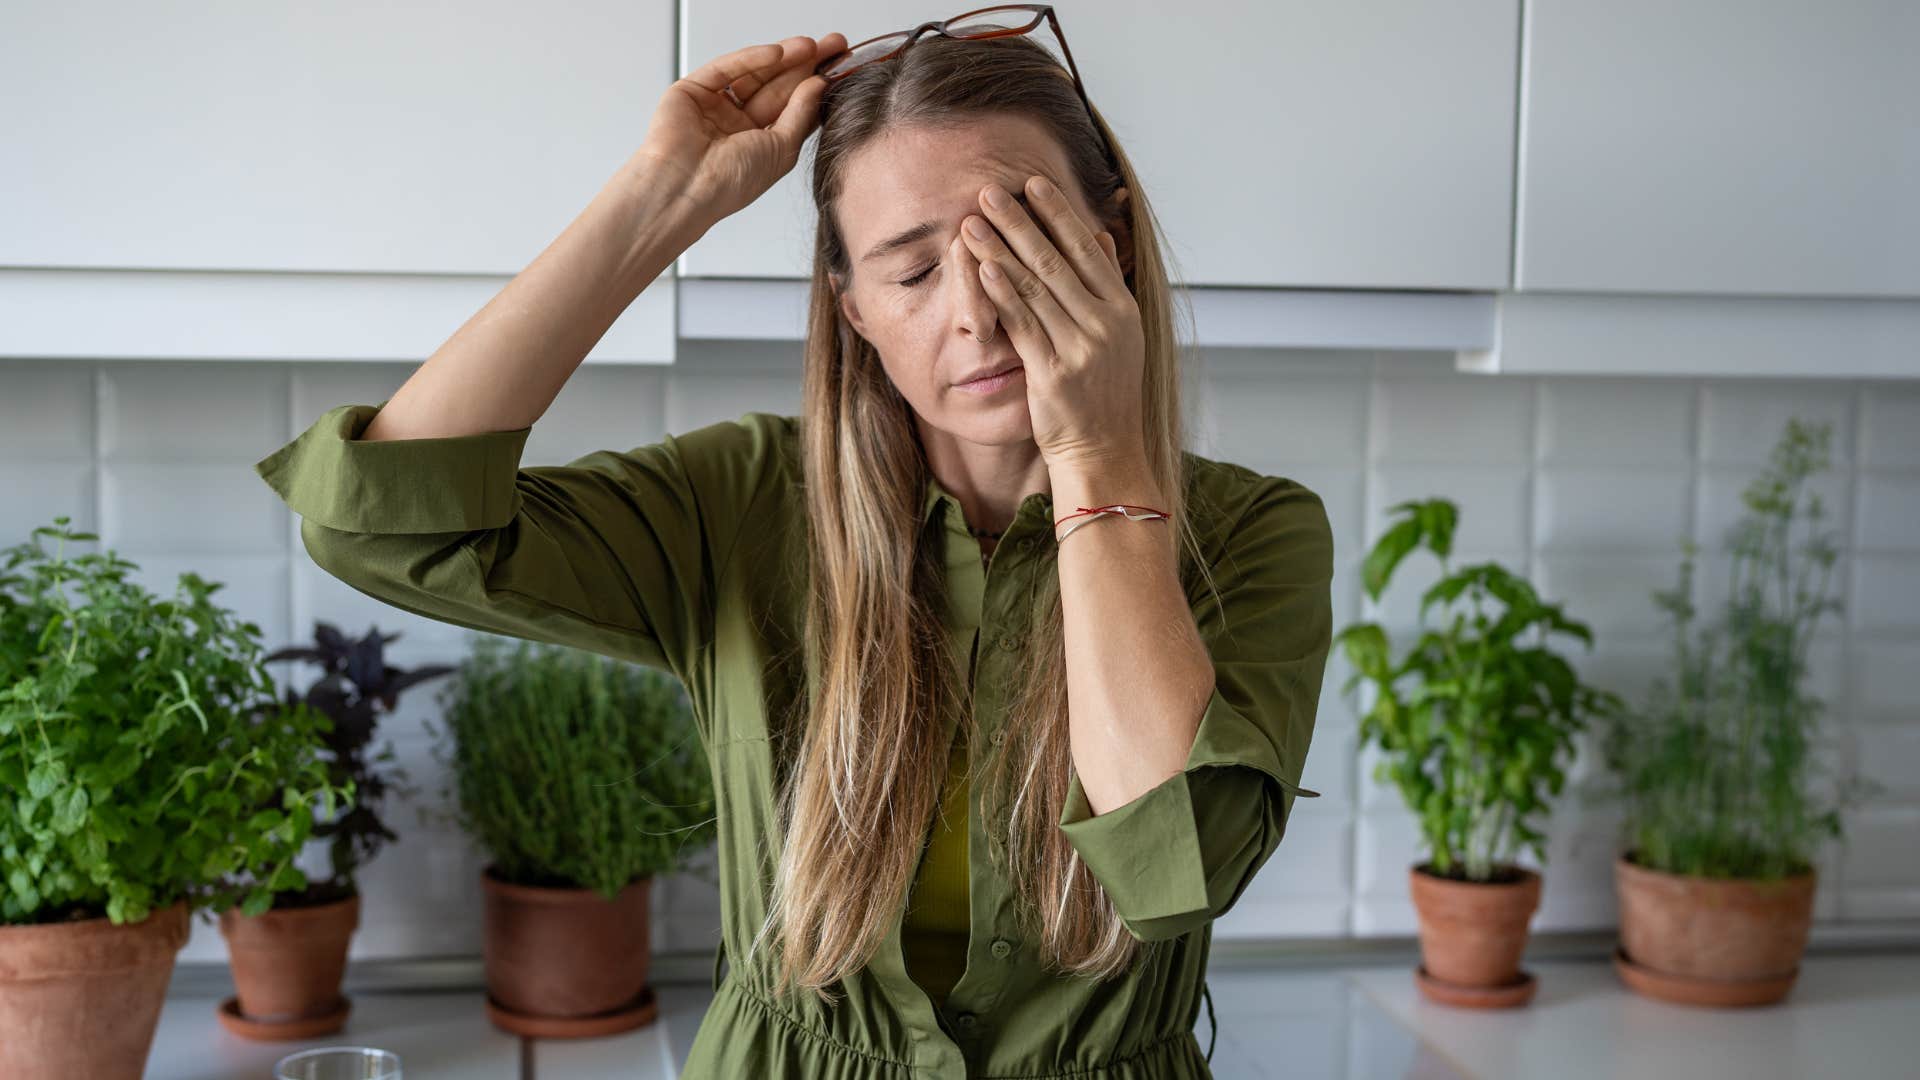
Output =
[
  {"x1": 215, "y1": 621, "x2": 454, "y2": 1040},
  {"x1": 430, "y1": 635, "x2": 718, "y2": 1038},
  {"x1": 1335, "y1": 498, "x2": 1621, "y2": 1008},
  {"x1": 0, "y1": 518, "x2": 344, "y2": 1077}
]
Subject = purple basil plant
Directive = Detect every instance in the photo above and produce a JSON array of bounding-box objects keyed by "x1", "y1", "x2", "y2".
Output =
[{"x1": 262, "y1": 622, "x2": 454, "y2": 906}]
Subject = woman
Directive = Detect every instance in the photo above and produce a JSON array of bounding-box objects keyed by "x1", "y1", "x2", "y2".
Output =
[{"x1": 255, "y1": 20, "x2": 1333, "y2": 1080}]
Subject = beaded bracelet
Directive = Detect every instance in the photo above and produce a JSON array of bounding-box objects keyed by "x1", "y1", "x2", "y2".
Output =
[{"x1": 1052, "y1": 502, "x2": 1171, "y2": 542}]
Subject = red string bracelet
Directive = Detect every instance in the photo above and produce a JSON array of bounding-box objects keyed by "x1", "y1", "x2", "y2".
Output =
[{"x1": 1052, "y1": 502, "x2": 1170, "y2": 541}]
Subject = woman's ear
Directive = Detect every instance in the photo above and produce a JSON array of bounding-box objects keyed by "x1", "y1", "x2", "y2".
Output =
[{"x1": 834, "y1": 276, "x2": 870, "y2": 340}]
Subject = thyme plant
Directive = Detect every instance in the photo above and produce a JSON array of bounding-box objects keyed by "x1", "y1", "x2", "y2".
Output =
[
  {"x1": 430, "y1": 636, "x2": 717, "y2": 898},
  {"x1": 1335, "y1": 499, "x2": 1621, "y2": 883}
]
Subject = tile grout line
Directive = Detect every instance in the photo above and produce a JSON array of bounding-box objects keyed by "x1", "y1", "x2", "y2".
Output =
[
  {"x1": 1835, "y1": 384, "x2": 1864, "y2": 919},
  {"x1": 92, "y1": 362, "x2": 105, "y2": 546},
  {"x1": 1349, "y1": 350, "x2": 1382, "y2": 937},
  {"x1": 286, "y1": 367, "x2": 300, "y2": 692}
]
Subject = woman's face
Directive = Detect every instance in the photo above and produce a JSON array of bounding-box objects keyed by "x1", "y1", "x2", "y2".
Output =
[{"x1": 831, "y1": 113, "x2": 1117, "y2": 449}]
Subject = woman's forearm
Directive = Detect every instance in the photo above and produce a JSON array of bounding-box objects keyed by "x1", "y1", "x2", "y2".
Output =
[
  {"x1": 360, "y1": 152, "x2": 715, "y2": 442},
  {"x1": 1052, "y1": 458, "x2": 1216, "y2": 817}
]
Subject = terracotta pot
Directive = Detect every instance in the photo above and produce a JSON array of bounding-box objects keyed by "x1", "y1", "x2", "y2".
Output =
[
  {"x1": 1613, "y1": 850, "x2": 1815, "y2": 1006},
  {"x1": 480, "y1": 867, "x2": 652, "y2": 1025},
  {"x1": 1408, "y1": 862, "x2": 1541, "y2": 1007},
  {"x1": 0, "y1": 902, "x2": 190, "y2": 1078},
  {"x1": 219, "y1": 892, "x2": 360, "y2": 1035}
]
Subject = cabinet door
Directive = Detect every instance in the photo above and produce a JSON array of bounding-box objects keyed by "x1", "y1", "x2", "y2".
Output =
[
  {"x1": 1516, "y1": 0, "x2": 1920, "y2": 297},
  {"x1": 0, "y1": 0, "x2": 677, "y2": 276},
  {"x1": 680, "y1": 0, "x2": 1518, "y2": 289}
]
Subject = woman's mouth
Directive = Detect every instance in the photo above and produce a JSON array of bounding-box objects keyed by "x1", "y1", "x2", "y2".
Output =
[{"x1": 955, "y1": 364, "x2": 1023, "y2": 394}]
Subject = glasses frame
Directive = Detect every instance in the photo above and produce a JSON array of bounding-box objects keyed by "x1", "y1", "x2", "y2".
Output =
[{"x1": 814, "y1": 4, "x2": 1115, "y2": 164}]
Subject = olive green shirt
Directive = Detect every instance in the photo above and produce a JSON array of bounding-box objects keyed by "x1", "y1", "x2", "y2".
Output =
[{"x1": 253, "y1": 403, "x2": 1332, "y2": 1079}]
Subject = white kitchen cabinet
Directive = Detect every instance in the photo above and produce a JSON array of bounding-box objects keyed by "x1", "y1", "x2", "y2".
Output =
[
  {"x1": 680, "y1": 0, "x2": 1520, "y2": 291},
  {"x1": 1459, "y1": 292, "x2": 1920, "y2": 378},
  {"x1": 0, "y1": 0, "x2": 680, "y2": 363},
  {"x1": 1515, "y1": 0, "x2": 1920, "y2": 297}
]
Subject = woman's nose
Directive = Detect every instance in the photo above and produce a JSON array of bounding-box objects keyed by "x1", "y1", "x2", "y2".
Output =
[{"x1": 947, "y1": 232, "x2": 1000, "y2": 344}]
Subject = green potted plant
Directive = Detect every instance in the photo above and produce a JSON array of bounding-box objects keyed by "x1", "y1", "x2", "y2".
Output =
[
  {"x1": 215, "y1": 621, "x2": 454, "y2": 1040},
  {"x1": 1335, "y1": 498, "x2": 1621, "y2": 1009},
  {"x1": 0, "y1": 517, "x2": 345, "y2": 1077},
  {"x1": 431, "y1": 635, "x2": 718, "y2": 1038},
  {"x1": 1586, "y1": 419, "x2": 1882, "y2": 1007}
]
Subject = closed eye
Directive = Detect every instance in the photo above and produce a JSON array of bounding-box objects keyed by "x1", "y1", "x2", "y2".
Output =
[{"x1": 899, "y1": 262, "x2": 936, "y2": 288}]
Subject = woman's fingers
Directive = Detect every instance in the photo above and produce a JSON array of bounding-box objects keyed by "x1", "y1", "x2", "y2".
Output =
[
  {"x1": 744, "y1": 33, "x2": 845, "y2": 127},
  {"x1": 683, "y1": 39, "x2": 789, "y2": 94},
  {"x1": 973, "y1": 180, "x2": 1104, "y2": 323},
  {"x1": 686, "y1": 34, "x2": 837, "y2": 106},
  {"x1": 962, "y1": 213, "x2": 1072, "y2": 365}
]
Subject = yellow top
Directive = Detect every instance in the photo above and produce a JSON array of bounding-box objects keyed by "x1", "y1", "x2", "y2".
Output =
[{"x1": 901, "y1": 680, "x2": 973, "y2": 1008}]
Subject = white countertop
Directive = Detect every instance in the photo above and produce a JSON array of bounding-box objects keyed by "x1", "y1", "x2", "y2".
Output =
[{"x1": 148, "y1": 952, "x2": 1920, "y2": 1079}]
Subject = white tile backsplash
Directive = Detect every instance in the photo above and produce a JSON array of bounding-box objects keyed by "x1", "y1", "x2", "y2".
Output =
[
  {"x1": 1859, "y1": 386, "x2": 1920, "y2": 468},
  {"x1": 5, "y1": 355, "x2": 1917, "y2": 960},
  {"x1": 0, "y1": 361, "x2": 94, "y2": 459},
  {"x1": 1855, "y1": 473, "x2": 1920, "y2": 552},
  {"x1": 1536, "y1": 379, "x2": 1696, "y2": 466},
  {"x1": 1535, "y1": 466, "x2": 1691, "y2": 551},
  {"x1": 1372, "y1": 374, "x2": 1533, "y2": 463},
  {"x1": 1700, "y1": 382, "x2": 1857, "y2": 466}
]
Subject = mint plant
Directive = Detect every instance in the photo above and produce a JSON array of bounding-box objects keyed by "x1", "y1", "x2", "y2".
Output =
[{"x1": 0, "y1": 517, "x2": 346, "y2": 924}]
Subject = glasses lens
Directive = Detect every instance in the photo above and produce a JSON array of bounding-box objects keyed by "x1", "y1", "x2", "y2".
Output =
[
  {"x1": 820, "y1": 31, "x2": 911, "y2": 77},
  {"x1": 944, "y1": 8, "x2": 1045, "y2": 38}
]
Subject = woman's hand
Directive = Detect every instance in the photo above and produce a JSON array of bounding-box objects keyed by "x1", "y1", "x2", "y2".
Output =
[
  {"x1": 637, "y1": 33, "x2": 848, "y2": 229},
  {"x1": 957, "y1": 174, "x2": 1146, "y2": 472}
]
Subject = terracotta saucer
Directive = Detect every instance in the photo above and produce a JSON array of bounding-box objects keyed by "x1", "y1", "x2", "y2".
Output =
[
  {"x1": 1613, "y1": 945, "x2": 1799, "y2": 1007},
  {"x1": 484, "y1": 984, "x2": 659, "y2": 1039},
  {"x1": 215, "y1": 995, "x2": 352, "y2": 1041},
  {"x1": 1413, "y1": 964, "x2": 1537, "y2": 1008}
]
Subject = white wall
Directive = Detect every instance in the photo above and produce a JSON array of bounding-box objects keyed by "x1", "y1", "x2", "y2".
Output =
[{"x1": 1, "y1": 347, "x2": 1914, "y2": 964}]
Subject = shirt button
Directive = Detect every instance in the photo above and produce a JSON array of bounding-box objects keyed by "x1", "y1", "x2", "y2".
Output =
[
  {"x1": 991, "y1": 939, "x2": 1013, "y2": 959},
  {"x1": 955, "y1": 1012, "x2": 977, "y2": 1031},
  {"x1": 998, "y1": 632, "x2": 1022, "y2": 651},
  {"x1": 989, "y1": 729, "x2": 1005, "y2": 746}
]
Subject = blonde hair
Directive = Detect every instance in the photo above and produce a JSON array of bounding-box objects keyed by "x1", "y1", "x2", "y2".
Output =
[{"x1": 749, "y1": 30, "x2": 1222, "y2": 1005}]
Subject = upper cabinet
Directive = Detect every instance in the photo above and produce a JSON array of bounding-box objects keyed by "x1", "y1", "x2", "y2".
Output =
[
  {"x1": 1515, "y1": 0, "x2": 1920, "y2": 298},
  {"x1": 680, "y1": 0, "x2": 1521, "y2": 291},
  {"x1": 0, "y1": 0, "x2": 680, "y2": 362},
  {"x1": 1, "y1": 0, "x2": 677, "y2": 276}
]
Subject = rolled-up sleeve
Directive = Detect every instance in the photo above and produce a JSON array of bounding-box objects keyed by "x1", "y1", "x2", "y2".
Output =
[
  {"x1": 253, "y1": 401, "x2": 783, "y2": 685},
  {"x1": 1056, "y1": 475, "x2": 1334, "y2": 943}
]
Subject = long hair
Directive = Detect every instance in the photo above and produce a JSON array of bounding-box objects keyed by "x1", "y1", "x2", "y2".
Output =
[{"x1": 748, "y1": 29, "x2": 1222, "y2": 1005}]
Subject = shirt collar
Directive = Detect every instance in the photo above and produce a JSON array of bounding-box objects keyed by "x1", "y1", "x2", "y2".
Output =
[{"x1": 923, "y1": 471, "x2": 1055, "y2": 533}]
